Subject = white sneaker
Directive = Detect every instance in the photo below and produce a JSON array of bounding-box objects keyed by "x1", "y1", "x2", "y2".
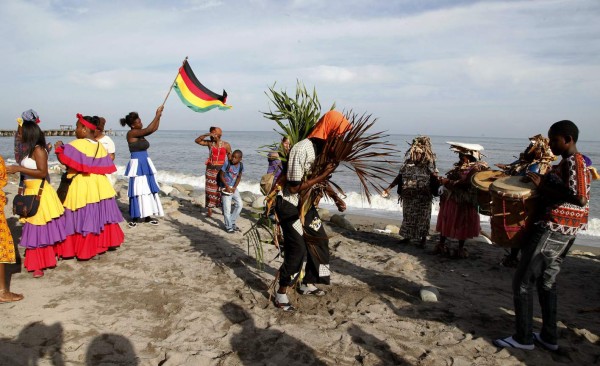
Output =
[{"x1": 533, "y1": 332, "x2": 558, "y2": 351}]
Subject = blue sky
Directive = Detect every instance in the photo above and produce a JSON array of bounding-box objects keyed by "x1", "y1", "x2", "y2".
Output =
[{"x1": 1, "y1": 0, "x2": 599, "y2": 139}]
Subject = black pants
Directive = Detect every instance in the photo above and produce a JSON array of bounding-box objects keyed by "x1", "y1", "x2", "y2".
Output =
[{"x1": 275, "y1": 196, "x2": 330, "y2": 288}]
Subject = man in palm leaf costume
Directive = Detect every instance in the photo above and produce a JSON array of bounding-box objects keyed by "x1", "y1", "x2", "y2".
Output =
[{"x1": 274, "y1": 111, "x2": 350, "y2": 311}]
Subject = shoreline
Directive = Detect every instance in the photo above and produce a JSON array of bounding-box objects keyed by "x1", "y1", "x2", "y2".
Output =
[{"x1": 337, "y1": 212, "x2": 600, "y2": 256}]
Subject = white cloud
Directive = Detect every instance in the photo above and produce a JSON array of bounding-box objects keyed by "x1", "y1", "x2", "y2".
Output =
[{"x1": 0, "y1": 0, "x2": 599, "y2": 138}]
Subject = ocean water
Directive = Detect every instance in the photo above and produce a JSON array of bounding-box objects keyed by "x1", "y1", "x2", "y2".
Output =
[{"x1": 2, "y1": 130, "x2": 598, "y2": 247}]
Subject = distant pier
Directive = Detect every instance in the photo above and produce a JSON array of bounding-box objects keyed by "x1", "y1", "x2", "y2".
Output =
[{"x1": 0, "y1": 128, "x2": 119, "y2": 137}]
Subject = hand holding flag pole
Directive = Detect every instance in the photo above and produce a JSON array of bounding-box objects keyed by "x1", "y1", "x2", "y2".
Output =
[
  {"x1": 162, "y1": 56, "x2": 189, "y2": 107},
  {"x1": 167, "y1": 57, "x2": 232, "y2": 113}
]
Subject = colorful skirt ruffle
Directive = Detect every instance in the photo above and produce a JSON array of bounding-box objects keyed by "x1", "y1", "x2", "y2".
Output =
[
  {"x1": 124, "y1": 151, "x2": 164, "y2": 219},
  {"x1": 54, "y1": 171, "x2": 124, "y2": 260},
  {"x1": 19, "y1": 179, "x2": 68, "y2": 271}
]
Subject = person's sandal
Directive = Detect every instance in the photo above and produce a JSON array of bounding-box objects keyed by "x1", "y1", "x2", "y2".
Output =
[
  {"x1": 275, "y1": 300, "x2": 297, "y2": 312},
  {"x1": 33, "y1": 270, "x2": 44, "y2": 278},
  {"x1": 297, "y1": 285, "x2": 326, "y2": 296},
  {"x1": 144, "y1": 218, "x2": 159, "y2": 225},
  {"x1": 0, "y1": 290, "x2": 24, "y2": 303},
  {"x1": 127, "y1": 221, "x2": 137, "y2": 229}
]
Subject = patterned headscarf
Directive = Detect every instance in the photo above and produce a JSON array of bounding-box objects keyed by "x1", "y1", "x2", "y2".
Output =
[{"x1": 17, "y1": 109, "x2": 41, "y2": 126}]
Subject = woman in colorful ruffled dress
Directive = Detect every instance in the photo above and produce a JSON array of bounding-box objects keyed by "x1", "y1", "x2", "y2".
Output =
[
  {"x1": 121, "y1": 106, "x2": 164, "y2": 228},
  {"x1": 1, "y1": 155, "x2": 24, "y2": 300},
  {"x1": 54, "y1": 115, "x2": 124, "y2": 260},
  {"x1": 6, "y1": 121, "x2": 67, "y2": 277}
]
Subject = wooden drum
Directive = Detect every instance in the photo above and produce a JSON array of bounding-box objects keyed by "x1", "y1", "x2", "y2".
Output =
[
  {"x1": 471, "y1": 170, "x2": 506, "y2": 216},
  {"x1": 489, "y1": 176, "x2": 538, "y2": 248}
]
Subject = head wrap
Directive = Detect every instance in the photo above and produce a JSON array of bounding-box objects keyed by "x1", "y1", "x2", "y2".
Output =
[
  {"x1": 18, "y1": 109, "x2": 41, "y2": 126},
  {"x1": 307, "y1": 110, "x2": 351, "y2": 140},
  {"x1": 77, "y1": 113, "x2": 97, "y2": 131},
  {"x1": 447, "y1": 141, "x2": 485, "y2": 161}
]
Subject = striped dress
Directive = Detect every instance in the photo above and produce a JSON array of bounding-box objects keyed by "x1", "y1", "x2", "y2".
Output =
[
  {"x1": 124, "y1": 138, "x2": 164, "y2": 219},
  {"x1": 54, "y1": 139, "x2": 124, "y2": 260},
  {"x1": 17, "y1": 154, "x2": 68, "y2": 272},
  {"x1": 205, "y1": 143, "x2": 227, "y2": 209}
]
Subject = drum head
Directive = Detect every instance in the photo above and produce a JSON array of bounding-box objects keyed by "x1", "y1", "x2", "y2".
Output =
[
  {"x1": 471, "y1": 170, "x2": 506, "y2": 191},
  {"x1": 490, "y1": 176, "x2": 537, "y2": 197}
]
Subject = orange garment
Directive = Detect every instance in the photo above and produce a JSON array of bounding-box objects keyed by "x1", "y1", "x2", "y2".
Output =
[
  {"x1": 308, "y1": 110, "x2": 351, "y2": 140},
  {"x1": 0, "y1": 156, "x2": 16, "y2": 264}
]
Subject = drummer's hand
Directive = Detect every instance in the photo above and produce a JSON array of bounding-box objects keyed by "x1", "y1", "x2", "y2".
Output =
[
  {"x1": 495, "y1": 163, "x2": 508, "y2": 170},
  {"x1": 525, "y1": 172, "x2": 541, "y2": 186}
]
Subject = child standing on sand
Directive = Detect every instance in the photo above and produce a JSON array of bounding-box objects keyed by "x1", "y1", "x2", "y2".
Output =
[
  {"x1": 495, "y1": 120, "x2": 591, "y2": 351},
  {"x1": 219, "y1": 150, "x2": 244, "y2": 233}
]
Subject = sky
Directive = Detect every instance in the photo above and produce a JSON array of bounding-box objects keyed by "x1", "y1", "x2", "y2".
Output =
[{"x1": 1, "y1": 0, "x2": 599, "y2": 139}]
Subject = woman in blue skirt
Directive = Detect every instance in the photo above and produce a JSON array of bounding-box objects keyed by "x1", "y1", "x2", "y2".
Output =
[{"x1": 121, "y1": 106, "x2": 165, "y2": 228}]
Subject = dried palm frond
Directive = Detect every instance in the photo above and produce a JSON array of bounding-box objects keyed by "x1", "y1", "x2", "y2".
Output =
[
  {"x1": 244, "y1": 212, "x2": 281, "y2": 270},
  {"x1": 260, "y1": 81, "x2": 335, "y2": 162},
  {"x1": 298, "y1": 111, "x2": 400, "y2": 221}
]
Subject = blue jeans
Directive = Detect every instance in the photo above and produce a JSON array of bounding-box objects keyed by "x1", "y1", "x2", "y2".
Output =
[
  {"x1": 221, "y1": 189, "x2": 243, "y2": 230},
  {"x1": 512, "y1": 225, "x2": 575, "y2": 345}
]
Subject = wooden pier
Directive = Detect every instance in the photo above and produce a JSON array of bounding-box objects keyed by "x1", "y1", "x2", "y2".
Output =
[{"x1": 0, "y1": 129, "x2": 118, "y2": 137}]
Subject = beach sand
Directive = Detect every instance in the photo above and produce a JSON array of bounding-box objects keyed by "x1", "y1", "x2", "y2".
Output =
[{"x1": 1, "y1": 172, "x2": 599, "y2": 365}]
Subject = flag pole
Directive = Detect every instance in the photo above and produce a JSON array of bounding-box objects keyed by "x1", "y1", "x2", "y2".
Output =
[{"x1": 161, "y1": 56, "x2": 188, "y2": 107}]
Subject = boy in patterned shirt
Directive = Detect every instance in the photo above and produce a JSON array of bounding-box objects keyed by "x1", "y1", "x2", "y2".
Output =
[{"x1": 495, "y1": 120, "x2": 591, "y2": 351}]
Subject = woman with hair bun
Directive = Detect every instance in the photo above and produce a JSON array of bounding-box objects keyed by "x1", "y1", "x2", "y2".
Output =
[
  {"x1": 121, "y1": 106, "x2": 164, "y2": 228},
  {"x1": 54, "y1": 114, "x2": 124, "y2": 260},
  {"x1": 6, "y1": 120, "x2": 67, "y2": 278}
]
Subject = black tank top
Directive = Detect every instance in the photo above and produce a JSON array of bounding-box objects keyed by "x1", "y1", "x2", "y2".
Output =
[{"x1": 128, "y1": 138, "x2": 150, "y2": 153}]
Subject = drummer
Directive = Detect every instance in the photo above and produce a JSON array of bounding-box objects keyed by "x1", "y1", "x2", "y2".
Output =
[
  {"x1": 435, "y1": 142, "x2": 489, "y2": 258},
  {"x1": 495, "y1": 134, "x2": 555, "y2": 267},
  {"x1": 495, "y1": 120, "x2": 591, "y2": 351}
]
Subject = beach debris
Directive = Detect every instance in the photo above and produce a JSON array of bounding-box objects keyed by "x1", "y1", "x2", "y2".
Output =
[
  {"x1": 330, "y1": 214, "x2": 356, "y2": 231},
  {"x1": 420, "y1": 286, "x2": 440, "y2": 302},
  {"x1": 385, "y1": 224, "x2": 400, "y2": 235},
  {"x1": 373, "y1": 228, "x2": 391, "y2": 234}
]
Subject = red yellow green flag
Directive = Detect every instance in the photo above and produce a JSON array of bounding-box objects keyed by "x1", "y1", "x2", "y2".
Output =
[{"x1": 173, "y1": 60, "x2": 232, "y2": 112}]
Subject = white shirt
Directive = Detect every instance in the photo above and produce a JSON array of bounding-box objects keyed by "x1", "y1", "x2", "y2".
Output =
[{"x1": 98, "y1": 135, "x2": 116, "y2": 155}]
